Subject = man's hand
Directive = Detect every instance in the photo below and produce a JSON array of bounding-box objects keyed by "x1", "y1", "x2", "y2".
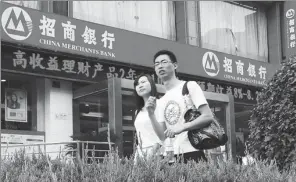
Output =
[
  {"x1": 146, "y1": 96, "x2": 156, "y2": 115},
  {"x1": 164, "y1": 125, "x2": 185, "y2": 138}
]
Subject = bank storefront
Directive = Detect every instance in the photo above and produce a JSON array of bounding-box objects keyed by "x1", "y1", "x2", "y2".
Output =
[{"x1": 1, "y1": 2, "x2": 280, "y2": 159}]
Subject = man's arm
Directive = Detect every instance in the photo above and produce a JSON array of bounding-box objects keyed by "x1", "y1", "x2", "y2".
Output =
[
  {"x1": 164, "y1": 81, "x2": 213, "y2": 137},
  {"x1": 181, "y1": 104, "x2": 213, "y2": 132},
  {"x1": 182, "y1": 81, "x2": 213, "y2": 131}
]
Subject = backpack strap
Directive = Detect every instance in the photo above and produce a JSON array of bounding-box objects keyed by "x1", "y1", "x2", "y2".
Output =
[{"x1": 182, "y1": 81, "x2": 189, "y2": 96}]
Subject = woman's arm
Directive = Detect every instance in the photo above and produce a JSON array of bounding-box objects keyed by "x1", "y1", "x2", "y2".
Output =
[
  {"x1": 146, "y1": 97, "x2": 167, "y2": 141},
  {"x1": 148, "y1": 113, "x2": 166, "y2": 141}
]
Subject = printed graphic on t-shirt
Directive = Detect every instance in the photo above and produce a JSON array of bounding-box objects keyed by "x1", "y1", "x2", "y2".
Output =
[{"x1": 164, "y1": 100, "x2": 181, "y2": 125}]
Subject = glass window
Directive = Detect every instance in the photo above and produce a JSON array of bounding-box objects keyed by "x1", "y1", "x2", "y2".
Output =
[
  {"x1": 1, "y1": 73, "x2": 34, "y2": 131},
  {"x1": 234, "y1": 103, "x2": 254, "y2": 141},
  {"x1": 53, "y1": 1, "x2": 68, "y2": 16},
  {"x1": 4, "y1": 1, "x2": 40, "y2": 10},
  {"x1": 122, "y1": 90, "x2": 136, "y2": 158},
  {"x1": 73, "y1": 1, "x2": 176, "y2": 40},
  {"x1": 205, "y1": 100, "x2": 229, "y2": 160},
  {"x1": 208, "y1": 101, "x2": 227, "y2": 129},
  {"x1": 73, "y1": 83, "x2": 109, "y2": 138},
  {"x1": 72, "y1": 83, "x2": 110, "y2": 162},
  {"x1": 199, "y1": 1, "x2": 268, "y2": 62},
  {"x1": 234, "y1": 103, "x2": 254, "y2": 159}
]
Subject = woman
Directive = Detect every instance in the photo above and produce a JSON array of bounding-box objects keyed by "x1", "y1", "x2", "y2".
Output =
[
  {"x1": 7, "y1": 93, "x2": 20, "y2": 109},
  {"x1": 133, "y1": 73, "x2": 166, "y2": 164}
]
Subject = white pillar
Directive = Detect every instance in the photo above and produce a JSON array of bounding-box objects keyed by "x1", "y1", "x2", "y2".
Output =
[
  {"x1": 35, "y1": 78, "x2": 45, "y2": 132},
  {"x1": 44, "y1": 79, "x2": 73, "y2": 158}
]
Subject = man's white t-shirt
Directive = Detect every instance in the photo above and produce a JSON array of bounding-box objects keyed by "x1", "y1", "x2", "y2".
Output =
[
  {"x1": 158, "y1": 81, "x2": 208, "y2": 155},
  {"x1": 134, "y1": 99, "x2": 164, "y2": 148}
]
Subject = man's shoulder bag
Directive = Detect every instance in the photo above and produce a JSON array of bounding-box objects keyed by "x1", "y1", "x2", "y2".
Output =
[{"x1": 182, "y1": 81, "x2": 228, "y2": 150}]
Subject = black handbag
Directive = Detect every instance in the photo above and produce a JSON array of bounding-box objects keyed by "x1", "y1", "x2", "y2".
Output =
[{"x1": 182, "y1": 81, "x2": 228, "y2": 150}]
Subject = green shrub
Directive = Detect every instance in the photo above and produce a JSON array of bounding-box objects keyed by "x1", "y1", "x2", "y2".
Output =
[
  {"x1": 1, "y1": 149, "x2": 296, "y2": 182},
  {"x1": 248, "y1": 56, "x2": 296, "y2": 170}
]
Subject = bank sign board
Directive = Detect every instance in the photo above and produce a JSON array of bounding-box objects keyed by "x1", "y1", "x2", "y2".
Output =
[
  {"x1": 0, "y1": 2, "x2": 279, "y2": 87},
  {"x1": 284, "y1": 1, "x2": 296, "y2": 60}
]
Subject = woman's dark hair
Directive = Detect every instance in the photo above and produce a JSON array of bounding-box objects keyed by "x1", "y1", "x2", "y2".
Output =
[
  {"x1": 133, "y1": 73, "x2": 158, "y2": 113},
  {"x1": 11, "y1": 93, "x2": 18, "y2": 102}
]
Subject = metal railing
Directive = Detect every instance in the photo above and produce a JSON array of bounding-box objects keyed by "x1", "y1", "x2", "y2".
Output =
[{"x1": 1, "y1": 140, "x2": 115, "y2": 162}]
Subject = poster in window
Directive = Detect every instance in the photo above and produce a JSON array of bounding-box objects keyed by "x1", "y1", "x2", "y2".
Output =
[{"x1": 5, "y1": 88, "x2": 27, "y2": 122}]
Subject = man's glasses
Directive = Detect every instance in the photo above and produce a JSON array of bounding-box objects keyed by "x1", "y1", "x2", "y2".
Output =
[{"x1": 154, "y1": 60, "x2": 172, "y2": 67}]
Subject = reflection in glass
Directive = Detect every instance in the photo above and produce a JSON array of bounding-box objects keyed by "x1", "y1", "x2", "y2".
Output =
[
  {"x1": 234, "y1": 103, "x2": 254, "y2": 142},
  {"x1": 207, "y1": 100, "x2": 227, "y2": 160},
  {"x1": 122, "y1": 92, "x2": 137, "y2": 158},
  {"x1": 4, "y1": 1, "x2": 40, "y2": 9},
  {"x1": 208, "y1": 100, "x2": 226, "y2": 129},
  {"x1": 234, "y1": 103, "x2": 254, "y2": 163},
  {"x1": 73, "y1": 89, "x2": 110, "y2": 162},
  {"x1": 199, "y1": 1, "x2": 268, "y2": 62}
]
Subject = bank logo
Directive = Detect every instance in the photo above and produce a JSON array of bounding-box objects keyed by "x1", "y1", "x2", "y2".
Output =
[
  {"x1": 202, "y1": 52, "x2": 220, "y2": 77},
  {"x1": 286, "y1": 9, "x2": 295, "y2": 19},
  {"x1": 1, "y1": 6, "x2": 33, "y2": 41}
]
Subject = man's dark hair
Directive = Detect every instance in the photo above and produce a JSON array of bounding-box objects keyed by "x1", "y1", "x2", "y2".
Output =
[{"x1": 153, "y1": 50, "x2": 177, "y2": 63}]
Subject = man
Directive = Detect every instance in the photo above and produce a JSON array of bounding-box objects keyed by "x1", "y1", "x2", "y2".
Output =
[{"x1": 152, "y1": 50, "x2": 214, "y2": 163}]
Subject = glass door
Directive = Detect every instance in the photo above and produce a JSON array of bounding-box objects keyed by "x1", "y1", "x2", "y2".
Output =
[
  {"x1": 72, "y1": 80, "x2": 110, "y2": 161},
  {"x1": 121, "y1": 92, "x2": 136, "y2": 158}
]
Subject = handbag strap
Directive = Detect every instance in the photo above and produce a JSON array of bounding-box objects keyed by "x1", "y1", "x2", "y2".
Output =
[
  {"x1": 182, "y1": 81, "x2": 190, "y2": 96},
  {"x1": 182, "y1": 81, "x2": 217, "y2": 117},
  {"x1": 182, "y1": 81, "x2": 196, "y2": 110},
  {"x1": 182, "y1": 81, "x2": 223, "y2": 130}
]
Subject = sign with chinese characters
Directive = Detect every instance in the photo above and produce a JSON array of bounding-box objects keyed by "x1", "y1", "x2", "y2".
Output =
[
  {"x1": 1, "y1": 133, "x2": 45, "y2": 156},
  {"x1": 1, "y1": 44, "x2": 158, "y2": 83},
  {"x1": 1, "y1": 3, "x2": 116, "y2": 60},
  {"x1": 1, "y1": 133, "x2": 44, "y2": 145},
  {"x1": 5, "y1": 88, "x2": 28, "y2": 122},
  {"x1": 0, "y1": 2, "x2": 279, "y2": 87},
  {"x1": 202, "y1": 51, "x2": 269, "y2": 86},
  {"x1": 179, "y1": 76, "x2": 261, "y2": 104},
  {"x1": 2, "y1": 45, "x2": 261, "y2": 104},
  {"x1": 55, "y1": 113, "x2": 69, "y2": 121},
  {"x1": 284, "y1": 1, "x2": 296, "y2": 59}
]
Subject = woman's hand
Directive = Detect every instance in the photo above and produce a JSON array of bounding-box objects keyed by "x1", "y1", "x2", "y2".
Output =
[
  {"x1": 146, "y1": 96, "x2": 156, "y2": 115},
  {"x1": 164, "y1": 125, "x2": 185, "y2": 138}
]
